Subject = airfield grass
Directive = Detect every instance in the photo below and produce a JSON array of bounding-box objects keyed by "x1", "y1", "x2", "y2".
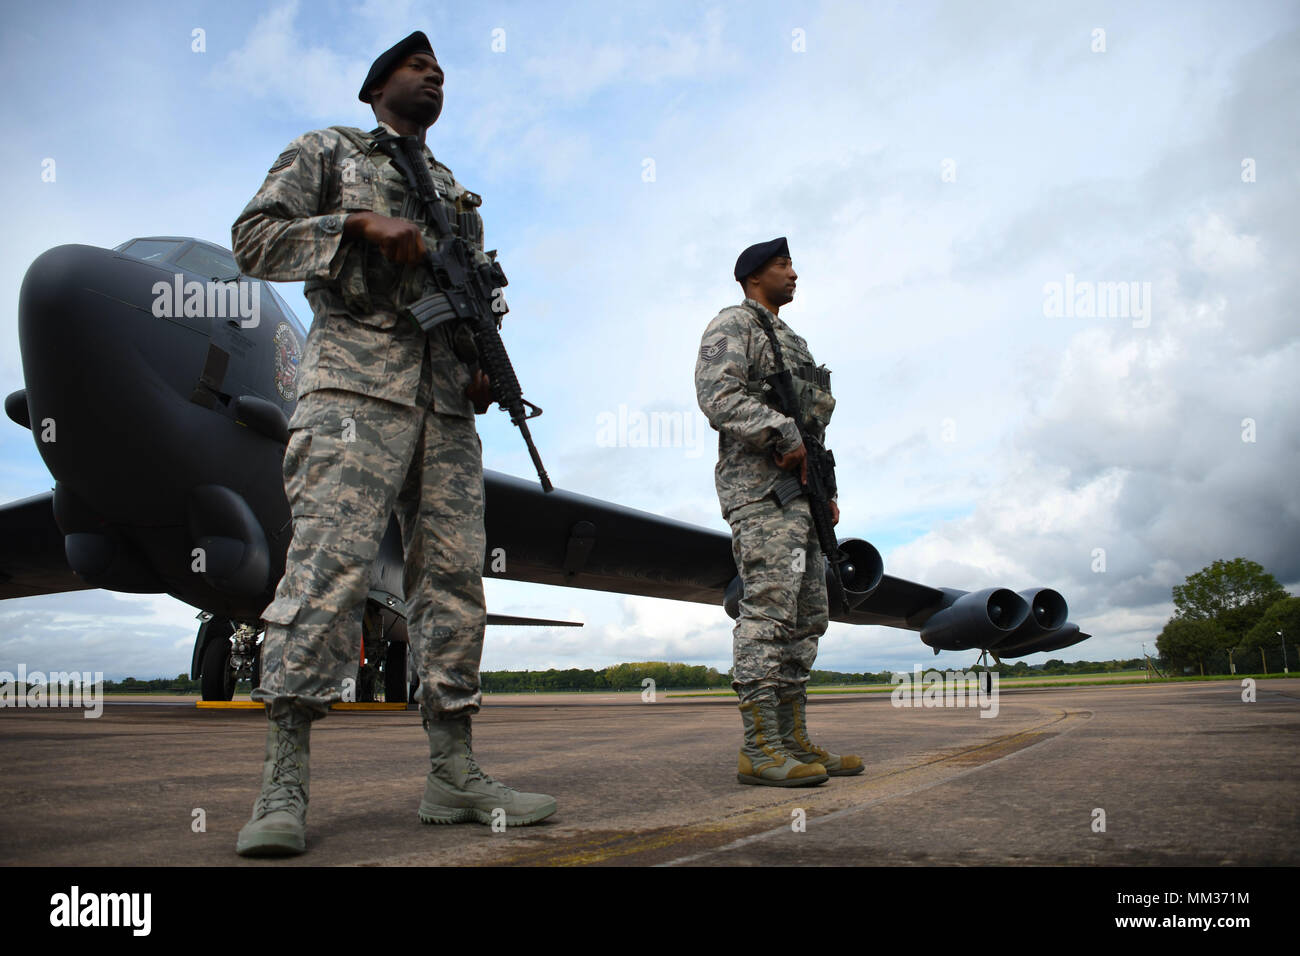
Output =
[
  {"x1": 90, "y1": 670, "x2": 1292, "y2": 699},
  {"x1": 666, "y1": 671, "x2": 1291, "y2": 698}
]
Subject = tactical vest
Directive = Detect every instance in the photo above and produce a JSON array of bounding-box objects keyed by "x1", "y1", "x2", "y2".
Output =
[
  {"x1": 741, "y1": 305, "x2": 836, "y2": 436},
  {"x1": 314, "y1": 126, "x2": 485, "y2": 315}
]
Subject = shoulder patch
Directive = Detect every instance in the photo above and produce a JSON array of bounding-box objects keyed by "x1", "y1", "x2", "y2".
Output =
[
  {"x1": 268, "y1": 148, "x2": 300, "y2": 174},
  {"x1": 700, "y1": 339, "x2": 728, "y2": 363}
]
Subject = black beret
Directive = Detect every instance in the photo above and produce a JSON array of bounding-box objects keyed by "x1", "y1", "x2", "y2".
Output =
[
  {"x1": 734, "y1": 237, "x2": 791, "y2": 281},
  {"x1": 358, "y1": 31, "x2": 434, "y2": 103}
]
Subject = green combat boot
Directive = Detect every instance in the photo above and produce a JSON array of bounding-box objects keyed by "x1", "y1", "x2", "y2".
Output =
[
  {"x1": 235, "y1": 714, "x2": 311, "y2": 856},
  {"x1": 737, "y1": 699, "x2": 828, "y2": 787},
  {"x1": 778, "y1": 693, "x2": 864, "y2": 776},
  {"x1": 418, "y1": 715, "x2": 557, "y2": 826}
]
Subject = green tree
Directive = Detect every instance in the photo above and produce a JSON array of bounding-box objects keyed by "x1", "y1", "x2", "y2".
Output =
[
  {"x1": 1157, "y1": 617, "x2": 1228, "y2": 674},
  {"x1": 1240, "y1": 595, "x2": 1300, "y2": 656},
  {"x1": 1172, "y1": 558, "x2": 1288, "y2": 644}
]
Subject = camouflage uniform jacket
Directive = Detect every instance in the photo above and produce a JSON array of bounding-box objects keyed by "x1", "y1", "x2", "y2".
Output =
[
  {"x1": 231, "y1": 119, "x2": 488, "y2": 416},
  {"x1": 694, "y1": 298, "x2": 835, "y2": 517}
]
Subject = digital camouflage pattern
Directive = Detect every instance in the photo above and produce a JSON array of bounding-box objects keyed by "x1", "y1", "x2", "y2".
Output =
[
  {"x1": 695, "y1": 298, "x2": 836, "y2": 703},
  {"x1": 232, "y1": 119, "x2": 486, "y2": 417},
  {"x1": 254, "y1": 381, "x2": 487, "y2": 721},
  {"x1": 726, "y1": 497, "x2": 828, "y2": 702},
  {"x1": 233, "y1": 120, "x2": 490, "y2": 721},
  {"x1": 694, "y1": 298, "x2": 834, "y2": 517}
]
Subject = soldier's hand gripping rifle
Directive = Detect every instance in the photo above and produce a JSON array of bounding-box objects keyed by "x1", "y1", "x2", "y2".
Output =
[
  {"x1": 373, "y1": 133, "x2": 553, "y2": 493},
  {"x1": 752, "y1": 314, "x2": 849, "y2": 611}
]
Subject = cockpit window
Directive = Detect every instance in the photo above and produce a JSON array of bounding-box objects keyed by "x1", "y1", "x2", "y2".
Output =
[
  {"x1": 175, "y1": 244, "x2": 240, "y2": 280},
  {"x1": 119, "y1": 238, "x2": 185, "y2": 263}
]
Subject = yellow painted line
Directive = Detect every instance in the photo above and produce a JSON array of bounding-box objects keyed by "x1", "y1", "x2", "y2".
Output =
[
  {"x1": 195, "y1": 701, "x2": 408, "y2": 711},
  {"x1": 196, "y1": 701, "x2": 261, "y2": 709},
  {"x1": 332, "y1": 702, "x2": 408, "y2": 711}
]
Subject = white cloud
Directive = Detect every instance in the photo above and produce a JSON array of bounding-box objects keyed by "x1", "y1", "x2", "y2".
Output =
[{"x1": 2, "y1": 1, "x2": 1297, "y2": 679}]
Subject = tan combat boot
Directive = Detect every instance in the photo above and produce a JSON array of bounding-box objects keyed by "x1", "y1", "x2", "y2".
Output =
[
  {"x1": 737, "y1": 698, "x2": 828, "y2": 787},
  {"x1": 778, "y1": 692, "x2": 864, "y2": 776},
  {"x1": 236, "y1": 713, "x2": 311, "y2": 856},
  {"x1": 418, "y1": 714, "x2": 557, "y2": 826}
]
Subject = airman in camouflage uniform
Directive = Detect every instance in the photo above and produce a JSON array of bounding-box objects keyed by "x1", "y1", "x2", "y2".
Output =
[
  {"x1": 230, "y1": 31, "x2": 555, "y2": 857},
  {"x1": 694, "y1": 237, "x2": 863, "y2": 786}
]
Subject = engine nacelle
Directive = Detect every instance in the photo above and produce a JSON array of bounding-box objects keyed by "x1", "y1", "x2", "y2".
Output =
[
  {"x1": 993, "y1": 623, "x2": 1088, "y2": 658},
  {"x1": 723, "y1": 537, "x2": 885, "y2": 619},
  {"x1": 989, "y1": 587, "x2": 1068, "y2": 648},
  {"x1": 832, "y1": 538, "x2": 884, "y2": 612},
  {"x1": 920, "y1": 587, "x2": 1029, "y2": 651}
]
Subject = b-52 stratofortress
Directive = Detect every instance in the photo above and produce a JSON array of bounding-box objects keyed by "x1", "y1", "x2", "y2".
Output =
[{"x1": 0, "y1": 237, "x2": 1090, "y2": 701}]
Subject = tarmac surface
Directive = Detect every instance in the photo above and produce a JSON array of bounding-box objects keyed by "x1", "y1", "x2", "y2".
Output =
[{"x1": 1, "y1": 679, "x2": 1297, "y2": 866}]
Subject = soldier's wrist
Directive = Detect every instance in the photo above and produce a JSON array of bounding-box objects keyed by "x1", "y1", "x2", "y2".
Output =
[
  {"x1": 774, "y1": 423, "x2": 802, "y2": 455},
  {"x1": 342, "y1": 212, "x2": 373, "y2": 239}
]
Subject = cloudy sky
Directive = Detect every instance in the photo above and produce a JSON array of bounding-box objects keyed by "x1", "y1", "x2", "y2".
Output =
[{"x1": 1, "y1": 0, "x2": 1297, "y2": 680}]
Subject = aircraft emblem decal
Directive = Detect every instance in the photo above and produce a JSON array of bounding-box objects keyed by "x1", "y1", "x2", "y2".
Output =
[{"x1": 272, "y1": 322, "x2": 300, "y2": 401}]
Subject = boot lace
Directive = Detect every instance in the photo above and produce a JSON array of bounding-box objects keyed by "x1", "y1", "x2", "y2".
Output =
[
  {"x1": 459, "y1": 725, "x2": 516, "y2": 792},
  {"x1": 258, "y1": 730, "x2": 306, "y2": 816},
  {"x1": 793, "y1": 703, "x2": 830, "y2": 760}
]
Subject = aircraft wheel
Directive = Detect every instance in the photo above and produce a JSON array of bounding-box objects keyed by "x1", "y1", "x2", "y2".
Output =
[
  {"x1": 383, "y1": 641, "x2": 407, "y2": 704},
  {"x1": 200, "y1": 634, "x2": 236, "y2": 702}
]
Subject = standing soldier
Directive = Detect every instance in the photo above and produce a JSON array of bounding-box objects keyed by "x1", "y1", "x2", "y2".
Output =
[
  {"x1": 694, "y1": 238, "x2": 864, "y2": 787},
  {"x1": 230, "y1": 31, "x2": 556, "y2": 857}
]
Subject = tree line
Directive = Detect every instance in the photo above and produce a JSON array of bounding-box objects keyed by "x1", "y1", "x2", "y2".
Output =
[
  {"x1": 82, "y1": 657, "x2": 1168, "y2": 696},
  {"x1": 1156, "y1": 557, "x2": 1299, "y2": 675}
]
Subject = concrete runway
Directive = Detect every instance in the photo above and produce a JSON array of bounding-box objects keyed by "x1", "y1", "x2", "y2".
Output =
[{"x1": 1, "y1": 679, "x2": 1296, "y2": 866}]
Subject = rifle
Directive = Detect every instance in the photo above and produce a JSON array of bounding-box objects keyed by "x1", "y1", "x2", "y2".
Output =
[
  {"x1": 751, "y1": 311, "x2": 848, "y2": 611},
  {"x1": 372, "y1": 132, "x2": 553, "y2": 493}
]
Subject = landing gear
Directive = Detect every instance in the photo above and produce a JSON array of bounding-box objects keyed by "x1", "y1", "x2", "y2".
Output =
[
  {"x1": 383, "y1": 640, "x2": 408, "y2": 704},
  {"x1": 974, "y1": 648, "x2": 1002, "y2": 693},
  {"x1": 195, "y1": 614, "x2": 262, "y2": 702},
  {"x1": 200, "y1": 627, "x2": 236, "y2": 701},
  {"x1": 358, "y1": 599, "x2": 409, "y2": 704}
]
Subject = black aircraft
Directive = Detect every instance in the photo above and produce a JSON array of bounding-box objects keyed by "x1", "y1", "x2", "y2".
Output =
[{"x1": 1, "y1": 237, "x2": 1090, "y2": 701}]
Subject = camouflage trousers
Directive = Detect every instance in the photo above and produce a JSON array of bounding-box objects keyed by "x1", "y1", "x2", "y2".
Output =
[
  {"x1": 726, "y1": 496, "x2": 828, "y2": 704},
  {"x1": 253, "y1": 348, "x2": 486, "y2": 723}
]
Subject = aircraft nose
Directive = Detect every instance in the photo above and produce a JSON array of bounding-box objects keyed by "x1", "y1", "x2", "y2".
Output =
[
  {"x1": 18, "y1": 245, "x2": 111, "y2": 472},
  {"x1": 20, "y1": 244, "x2": 103, "y2": 382}
]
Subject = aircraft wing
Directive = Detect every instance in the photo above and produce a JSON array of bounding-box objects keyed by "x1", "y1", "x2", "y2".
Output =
[
  {"x1": 481, "y1": 469, "x2": 945, "y2": 628},
  {"x1": 0, "y1": 490, "x2": 93, "y2": 600},
  {"x1": 0, "y1": 470, "x2": 1087, "y2": 655},
  {"x1": 483, "y1": 470, "x2": 735, "y2": 605}
]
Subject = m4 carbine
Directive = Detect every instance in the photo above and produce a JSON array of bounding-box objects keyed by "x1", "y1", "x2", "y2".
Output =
[
  {"x1": 373, "y1": 132, "x2": 552, "y2": 493},
  {"x1": 752, "y1": 313, "x2": 847, "y2": 611}
]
